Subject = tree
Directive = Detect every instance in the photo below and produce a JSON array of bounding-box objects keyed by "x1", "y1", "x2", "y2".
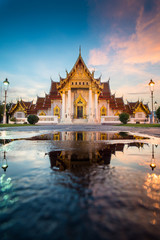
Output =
[
  {"x1": 156, "y1": 107, "x2": 160, "y2": 121},
  {"x1": 6, "y1": 102, "x2": 12, "y2": 123},
  {"x1": 0, "y1": 101, "x2": 12, "y2": 123},
  {"x1": 10, "y1": 117, "x2": 17, "y2": 123},
  {"x1": 27, "y1": 115, "x2": 39, "y2": 125},
  {"x1": 119, "y1": 112, "x2": 130, "y2": 124},
  {"x1": 0, "y1": 102, "x2": 4, "y2": 123}
]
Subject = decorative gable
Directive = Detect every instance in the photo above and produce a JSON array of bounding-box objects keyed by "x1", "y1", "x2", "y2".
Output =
[
  {"x1": 74, "y1": 94, "x2": 87, "y2": 106},
  {"x1": 135, "y1": 105, "x2": 143, "y2": 113},
  {"x1": 57, "y1": 53, "x2": 103, "y2": 92},
  {"x1": 134, "y1": 102, "x2": 150, "y2": 115}
]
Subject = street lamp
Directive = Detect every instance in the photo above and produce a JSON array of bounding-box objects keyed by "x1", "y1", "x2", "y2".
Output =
[
  {"x1": 3, "y1": 78, "x2": 10, "y2": 124},
  {"x1": 148, "y1": 79, "x2": 155, "y2": 124},
  {"x1": 154, "y1": 101, "x2": 157, "y2": 111},
  {"x1": 154, "y1": 101, "x2": 158, "y2": 123},
  {"x1": 1, "y1": 151, "x2": 8, "y2": 172},
  {"x1": 150, "y1": 144, "x2": 156, "y2": 171},
  {"x1": 1, "y1": 139, "x2": 8, "y2": 172}
]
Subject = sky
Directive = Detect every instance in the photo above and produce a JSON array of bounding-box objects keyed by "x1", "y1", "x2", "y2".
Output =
[{"x1": 0, "y1": 0, "x2": 160, "y2": 108}]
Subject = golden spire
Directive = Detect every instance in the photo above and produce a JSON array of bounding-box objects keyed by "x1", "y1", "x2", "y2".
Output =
[{"x1": 79, "y1": 45, "x2": 81, "y2": 56}]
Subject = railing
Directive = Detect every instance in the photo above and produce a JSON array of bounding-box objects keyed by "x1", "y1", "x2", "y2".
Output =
[
  {"x1": 9, "y1": 116, "x2": 59, "y2": 124},
  {"x1": 101, "y1": 116, "x2": 150, "y2": 124},
  {"x1": 129, "y1": 118, "x2": 150, "y2": 123},
  {"x1": 9, "y1": 118, "x2": 27, "y2": 124},
  {"x1": 101, "y1": 116, "x2": 120, "y2": 124},
  {"x1": 9, "y1": 115, "x2": 150, "y2": 125},
  {"x1": 38, "y1": 115, "x2": 59, "y2": 124}
]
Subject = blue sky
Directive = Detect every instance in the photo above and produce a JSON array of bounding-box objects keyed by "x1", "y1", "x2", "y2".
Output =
[{"x1": 0, "y1": 0, "x2": 160, "y2": 108}]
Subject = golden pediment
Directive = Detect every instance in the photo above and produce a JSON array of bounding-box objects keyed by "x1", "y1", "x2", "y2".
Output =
[
  {"x1": 57, "y1": 53, "x2": 103, "y2": 91},
  {"x1": 17, "y1": 106, "x2": 25, "y2": 112},
  {"x1": 76, "y1": 63, "x2": 83, "y2": 76},
  {"x1": 135, "y1": 106, "x2": 143, "y2": 113},
  {"x1": 74, "y1": 94, "x2": 87, "y2": 106},
  {"x1": 71, "y1": 66, "x2": 90, "y2": 81}
]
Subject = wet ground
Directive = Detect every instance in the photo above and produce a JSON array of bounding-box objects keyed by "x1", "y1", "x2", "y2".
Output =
[
  {"x1": 0, "y1": 126, "x2": 160, "y2": 240},
  {"x1": 1, "y1": 124, "x2": 160, "y2": 139}
]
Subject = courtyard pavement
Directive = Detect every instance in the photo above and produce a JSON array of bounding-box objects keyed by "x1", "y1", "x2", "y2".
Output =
[{"x1": 0, "y1": 124, "x2": 160, "y2": 139}]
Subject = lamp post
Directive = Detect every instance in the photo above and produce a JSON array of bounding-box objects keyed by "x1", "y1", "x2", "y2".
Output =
[
  {"x1": 1, "y1": 150, "x2": 8, "y2": 172},
  {"x1": 148, "y1": 79, "x2": 155, "y2": 124},
  {"x1": 3, "y1": 78, "x2": 10, "y2": 124},
  {"x1": 154, "y1": 101, "x2": 157, "y2": 123},
  {"x1": 154, "y1": 101, "x2": 157, "y2": 111},
  {"x1": 1, "y1": 139, "x2": 8, "y2": 172}
]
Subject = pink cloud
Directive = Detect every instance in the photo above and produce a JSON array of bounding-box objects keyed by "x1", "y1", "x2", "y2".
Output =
[
  {"x1": 88, "y1": 1, "x2": 160, "y2": 66},
  {"x1": 109, "y1": 4, "x2": 160, "y2": 64},
  {"x1": 87, "y1": 1, "x2": 160, "y2": 104},
  {"x1": 88, "y1": 49, "x2": 109, "y2": 66},
  {"x1": 112, "y1": 77, "x2": 160, "y2": 106}
]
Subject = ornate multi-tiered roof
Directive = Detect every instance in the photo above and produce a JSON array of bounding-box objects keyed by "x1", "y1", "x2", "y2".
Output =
[
  {"x1": 9, "y1": 100, "x2": 35, "y2": 117},
  {"x1": 57, "y1": 50, "x2": 103, "y2": 93},
  {"x1": 10, "y1": 51, "x2": 149, "y2": 120},
  {"x1": 126, "y1": 100, "x2": 150, "y2": 116}
]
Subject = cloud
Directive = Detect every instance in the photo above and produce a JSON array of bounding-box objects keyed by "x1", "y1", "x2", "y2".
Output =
[
  {"x1": 88, "y1": 49, "x2": 109, "y2": 66},
  {"x1": 88, "y1": 1, "x2": 160, "y2": 105},
  {"x1": 109, "y1": 5, "x2": 160, "y2": 64},
  {"x1": 89, "y1": 2, "x2": 160, "y2": 66},
  {"x1": 31, "y1": 61, "x2": 54, "y2": 79},
  {"x1": 111, "y1": 78, "x2": 160, "y2": 107},
  {"x1": 0, "y1": 70, "x2": 50, "y2": 103}
]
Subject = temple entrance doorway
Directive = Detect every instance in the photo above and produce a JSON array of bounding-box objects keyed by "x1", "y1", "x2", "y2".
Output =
[
  {"x1": 74, "y1": 94, "x2": 86, "y2": 119},
  {"x1": 77, "y1": 106, "x2": 83, "y2": 118}
]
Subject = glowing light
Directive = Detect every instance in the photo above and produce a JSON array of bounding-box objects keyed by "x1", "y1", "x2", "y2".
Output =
[
  {"x1": 1, "y1": 163, "x2": 8, "y2": 172},
  {"x1": 144, "y1": 173, "x2": 160, "y2": 202},
  {"x1": 148, "y1": 79, "x2": 155, "y2": 87},
  {"x1": 150, "y1": 162, "x2": 156, "y2": 171}
]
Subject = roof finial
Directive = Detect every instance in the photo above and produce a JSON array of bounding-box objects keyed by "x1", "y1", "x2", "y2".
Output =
[
  {"x1": 79, "y1": 45, "x2": 81, "y2": 56},
  {"x1": 65, "y1": 69, "x2": 68, "y2": 76}
]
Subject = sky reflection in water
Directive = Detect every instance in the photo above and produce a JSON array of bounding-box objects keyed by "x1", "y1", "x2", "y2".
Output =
[{"x1": 0, "y1": 131, "x2": 160, "y2": 240}]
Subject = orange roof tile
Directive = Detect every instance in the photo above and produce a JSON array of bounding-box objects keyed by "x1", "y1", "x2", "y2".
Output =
[{"x1": 99, "y1": 81, "x2": 111, "y2": 100}]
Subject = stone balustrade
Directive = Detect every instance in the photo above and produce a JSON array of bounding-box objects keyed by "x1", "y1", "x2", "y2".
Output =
[{"x1": 9, "y1": 115, "x2": 59, "y2": 124}]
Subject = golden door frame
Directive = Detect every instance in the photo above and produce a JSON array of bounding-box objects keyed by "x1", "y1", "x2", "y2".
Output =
[
  {"x1": 74, "y1": 94, "x2": 87, "y2": 119},
  {"x1": 54, "y1": 105, "x2": 60, "y2": 118},
  {"x1": 100, "y1": 105, "x2": 107, "y2": 116}
]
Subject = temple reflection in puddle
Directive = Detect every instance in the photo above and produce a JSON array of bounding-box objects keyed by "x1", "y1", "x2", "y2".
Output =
[
  {"x1": 47, "y1": 131, "x2": 148, "y2": 171},
  {"x1": 1, "y1": 129, "x2": 160, "y2": 240},
  {"x1": 48, "y1": 144, "x2": 123, "y2": 171},
  {"x1": 31, "y1": 131, "x2": 149, "y2": 142}
]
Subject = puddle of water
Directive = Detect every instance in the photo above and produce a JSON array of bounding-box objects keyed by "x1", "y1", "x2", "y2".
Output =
[{"x1": 0, "y1": 131, "x2": 160, "y2": 240}]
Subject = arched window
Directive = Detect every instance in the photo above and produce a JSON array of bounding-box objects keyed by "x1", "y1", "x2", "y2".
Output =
[
  {"x1": 101, "y1": 133, "x2": 107, "y2": 140},
  {"x1": 100, "y1": 106, "x2": 107, "y2": 116},
  {"x1": 54, "y1": 106, "x2": 60, "y2": 118},
  {"x1": 53, "y1": 133, "x2": 60, "y2": 141},
  {"x1": 39, "y1": 111, "x2": 46, "y2": 116}
]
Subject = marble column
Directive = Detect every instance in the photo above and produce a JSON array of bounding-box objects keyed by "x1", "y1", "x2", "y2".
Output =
[
  {"x1": 107, "y1": 100, "x2": 110, "y2": 116},
  {"x1": 62, "y1": 92, "x2": 65, "y2": 120},
  {"x1": 67, "y1": 89, "x2": 71, "y2": 120},
  {"x1": 95, "y1": 92, "x2": 98, "y2": 121},
  {"x1": 89, "y1": 89, "x2": 93, "y2": 121}
]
